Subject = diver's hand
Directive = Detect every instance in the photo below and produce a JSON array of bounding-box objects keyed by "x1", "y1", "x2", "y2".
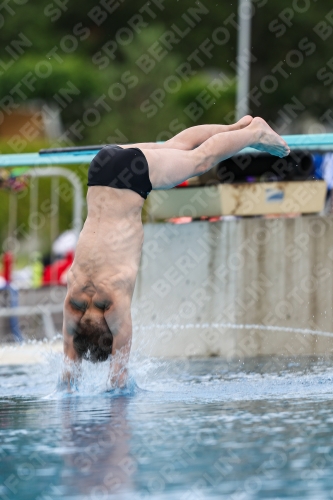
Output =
[
  {"x1": 58, "y1": 374, "x2": 77, "y2": 393},
  {"x1": 61, "y1": 353, "x2": 81, "y2": 393},
  {"x1": 109, "y1": 364, "x2": 128, "y2": 389}
]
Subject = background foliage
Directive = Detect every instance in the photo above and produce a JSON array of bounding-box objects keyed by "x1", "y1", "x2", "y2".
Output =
[{"x1": 1, "y1": 0, "x2": 332, "y2": 145}]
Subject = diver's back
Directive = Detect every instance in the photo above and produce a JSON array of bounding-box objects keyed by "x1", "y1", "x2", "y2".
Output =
[{"x1": 70, "y1": 185, "x2": 144, "y2": 294}]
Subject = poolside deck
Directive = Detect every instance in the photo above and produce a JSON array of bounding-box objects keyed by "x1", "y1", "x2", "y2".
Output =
[{"x1": 0, "y1": 340, "x2": 62, "y2": 365}]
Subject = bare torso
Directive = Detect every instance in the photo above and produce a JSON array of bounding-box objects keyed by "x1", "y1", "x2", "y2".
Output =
[{"x1": 67, "y1": 185, "x2": 144, "y2": 311}]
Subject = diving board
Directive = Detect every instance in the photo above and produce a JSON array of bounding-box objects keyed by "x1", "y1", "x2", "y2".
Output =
[
  {"x1": 0, "y1": 150, "x2": 99, "y2": 167},
  {"x1": 240, "y1": 133, "x2": 333, "y2": 155},
  {"x1": 0, "y1": 134, "x2": 333, "y2": 167}
]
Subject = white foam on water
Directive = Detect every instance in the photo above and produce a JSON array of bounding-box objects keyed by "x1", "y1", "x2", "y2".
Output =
[
  {"x1": 3, "y1": 346, "x2": 333, "y2": 403},
  {"x1": 2, "y1": 321, "x2": 333, "y2": 400}
]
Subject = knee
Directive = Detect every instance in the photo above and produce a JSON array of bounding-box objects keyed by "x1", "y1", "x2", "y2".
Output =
[
  {"x1": 166, "y1": 139, "x2": 192, "y2": 150},
  {"x1": 192, "y1": 150, "x2": 210, "y2": 175},
  {"x1": 197, "y1": 162, "x2": 210, "y2": 175}
]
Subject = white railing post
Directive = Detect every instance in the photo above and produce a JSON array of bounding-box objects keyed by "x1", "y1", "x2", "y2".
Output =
[
  {"x1": 236, "y1": 0, "x2": 252, "y2": 121},
  {"x1": 26, "y1": 167, "x2": 84, "y2": 243}
]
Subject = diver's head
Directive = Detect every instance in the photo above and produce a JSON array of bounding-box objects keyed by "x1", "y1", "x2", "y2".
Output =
[{"x1": 73, "y1": 317, "x2": 113, "y2": 362}]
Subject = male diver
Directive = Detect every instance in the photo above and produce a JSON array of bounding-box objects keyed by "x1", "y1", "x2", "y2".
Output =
[{"x1": 62, "y1": 116, "x2": 290, "y2": 386}]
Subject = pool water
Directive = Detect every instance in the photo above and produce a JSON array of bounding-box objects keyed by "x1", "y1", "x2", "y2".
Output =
[{"x1": 1, "y1": 354, "x2": 333, "y2": 500}]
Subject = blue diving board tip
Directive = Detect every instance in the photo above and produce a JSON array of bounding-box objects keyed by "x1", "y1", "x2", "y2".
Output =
[{"x1": 0, "y1": 134, "x2": 333, "y2": 167}]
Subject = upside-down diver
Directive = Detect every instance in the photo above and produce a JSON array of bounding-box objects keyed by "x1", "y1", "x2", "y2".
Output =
[{"x1": 62, "y1": 116, "x2": 290, "y2": 386}]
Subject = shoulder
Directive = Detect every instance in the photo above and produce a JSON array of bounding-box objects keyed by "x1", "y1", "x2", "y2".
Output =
[
  {"x1": 105, "y1": 306, "x2": 132, "y2": 339},
  {"x1": 103, "y1": 286, "x2": 132, "y2": 334}
]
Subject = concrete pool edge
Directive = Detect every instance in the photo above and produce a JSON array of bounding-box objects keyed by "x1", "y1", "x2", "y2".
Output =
[
  {"x1": 0, "y1": 341, "x2": 63, "y2": 365},
  {"x1": 1, "y1": 339, "x2": 333, "y2": 366}
]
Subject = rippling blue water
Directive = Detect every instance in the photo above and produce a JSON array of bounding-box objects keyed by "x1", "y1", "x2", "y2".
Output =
[{"x1": 1, "y1": 353, "x2": 333, "y2": 499}]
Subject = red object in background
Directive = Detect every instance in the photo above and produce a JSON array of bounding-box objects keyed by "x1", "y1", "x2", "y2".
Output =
[
  {"x1": 3, "y1": 252, "x2": 13, "y2": 283},
  {"x1": 43, "y1": 251, "x2": 74, "y2": 286},
  {"x1": 167, "y1": 217, "x2": 192, "y2": 224},
  {"x1": 176, "y1": 181, "x2": 189, "y2": 188}
]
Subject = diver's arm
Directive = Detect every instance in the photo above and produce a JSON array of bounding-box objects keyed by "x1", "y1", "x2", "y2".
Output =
[
  {"x1": 61, "y1": 306, "x2": 82, "y2": 390},
  {"x1": 63, "y1": 324, "x2": 80, "y2": 362},
  {"x1": 105, "y1": 306, "x2": 132, "y2": 388}
]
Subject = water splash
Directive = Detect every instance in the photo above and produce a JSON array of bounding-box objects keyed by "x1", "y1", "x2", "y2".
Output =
[
  {"x1": 2, "y1": 322, "x2": 333, "y2": 398},
  {"x1": 134, "y1": 322, "x2": 333, "y2": 338}
]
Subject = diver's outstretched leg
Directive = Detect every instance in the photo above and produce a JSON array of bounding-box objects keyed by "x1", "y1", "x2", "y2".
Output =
[
  {"x1": 163, "y1": 115, "x2": 253, "y2": 150},
  {"x1": 145, "y1": 117, "x2": 290, "y2": 189},
  {"x1": 124, "y1": 116, "x2": 253, "y2": 152}
]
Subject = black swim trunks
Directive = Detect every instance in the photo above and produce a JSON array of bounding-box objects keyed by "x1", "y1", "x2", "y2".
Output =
[{"x1": 87, "y1": 145, "x2": 152, "y2": 199}]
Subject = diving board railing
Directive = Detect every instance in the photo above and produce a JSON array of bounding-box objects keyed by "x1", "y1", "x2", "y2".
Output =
[
  {"x1": 0, "y1": 303, "x2": 63, "y2": 340},
  {"x1": 0, "y1": 166, "x2": 83, "y2": 342},
  {"x1": 0, "y1": 134, "x2": 333, "y2": 168},
  {"x1": 25, "y1": 167, "x2": 83, "y2": 242}
]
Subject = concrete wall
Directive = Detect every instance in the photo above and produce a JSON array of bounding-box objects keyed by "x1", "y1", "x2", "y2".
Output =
[
  {"x1": 2, "y1": 216, "x2": 333, "y2": 359},
  {"x1": 132, "y1": 216, "x2": 333, "y2": 358}
]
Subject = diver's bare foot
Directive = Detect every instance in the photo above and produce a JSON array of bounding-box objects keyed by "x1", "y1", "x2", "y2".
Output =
[
  {"x1": 230, "y1": 115, "x2": 253, "y2": 131},
  {"x1": 250, "y1": 117, "x2": 290, "y2": 157},
  {"x1": 238, "y1": 115, "x2": 253, "y2": 129}
]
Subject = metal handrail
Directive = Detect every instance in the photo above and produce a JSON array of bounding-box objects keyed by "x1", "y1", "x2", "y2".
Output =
[
  {"x1": 0, "y1": 166, "x2": 81, "y2": 341},
  {"x1": 0, "y1": 303, "x2": 63, "y2": 316},
  {"x1": 0, "y1": 303, "x2": 63, "y2": 340},
  {"x1": 24, "y1": 166, "x2": 84, "y2": 242}
]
